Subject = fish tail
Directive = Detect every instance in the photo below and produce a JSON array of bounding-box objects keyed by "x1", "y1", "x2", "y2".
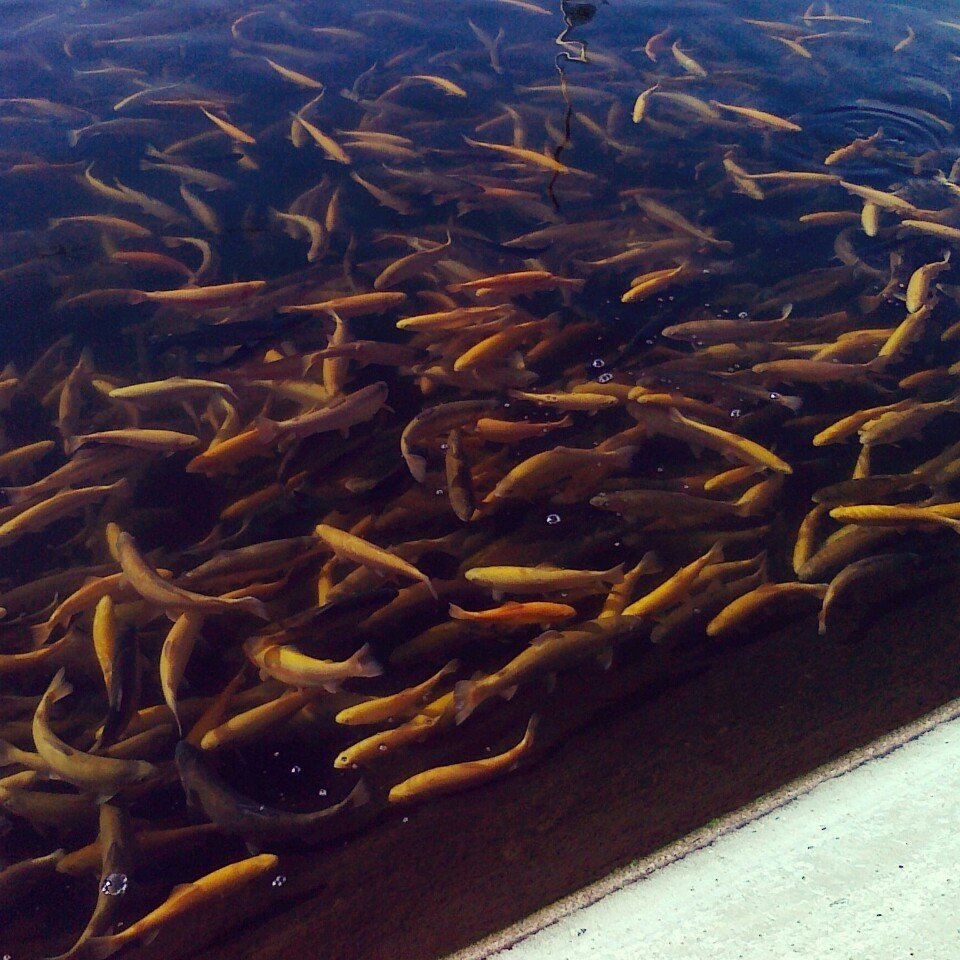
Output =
[
  {"x1": 0, "y1": 738, "x2": 24, "y2": 766},
  {"x1": 67, "y1": 129, "x2": 81, "y2": 148},
  {"x1": 439, "y1": 658, "x2": 461, "y2": 678},
  {"x1": 253, "y1": 416, "x2": 281, "y2": 445},
  {"x1": 448, "y1": 603, "x2": 470, "y2": 620},
  {"x1": 240, "y1": 596, "x2": 270, "y2": 620},
  {"x1": 425, "y1": 577, "x2": 439, "y2": 601},
  {"x1": 29, "y1": 622, "x2": 53, "y2": 647},
  {"x1": 49, "y1": 667, "x2": 73, "y2": 702},
  {"x1": 453, "y1": 679, "x2": 479, "y2": 724},
  {"x1": 125, "y1": 289, "x2": 147, "y2": 306},
  {"x1": 346, "y1": 778, "x2": 370, "y2": 808},
  {"x1": 77, "y1": 936, "x2": 123, "y2": 960},
  {"x1": 63, "y1": 436, "x2": 81, "y2": 456},
  {"x1": 778, "y1": 394, "x2": 803, "y2": 413},
  {"x1": 604, "y1": 562, "x2": 626, "y2": 583},
  {"x1": 351, "y1": 642, "x2": 383, "y2": 678},
  {"x1": 610, "y1": 444, "x2": 638, "y2": 468},
  {"x1": 0, "y1": 485, "x2": 28, "y2": 505},
  {"x1": 522, "y1": 713, "x2": 540, "y2": 746}
]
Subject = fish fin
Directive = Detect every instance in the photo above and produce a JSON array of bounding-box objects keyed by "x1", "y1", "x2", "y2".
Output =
[
  {"x1": 347, "y1": 778, "x2": 370, "y2": 808},
  {"x1": 778, "y1": 394, "x2": 803, "y2": 413},
  {"x1": 48, "y1": 667, "x2": 73, "y2": 703},
  {"x1": 253, "y1": 416, "x2": 282, "y2": 445},
  {"x1": 500, "y1": 685, "x2": 518, "y2": 701},
  {"x1": 29, "y1": 622, "x2": 54, "y2": 647},
  {"x1": 425, "y1": 578, "x2": 439, "y2": 601},
  {"x1": 351, "y1": 642, "x2": 383, "y2": 678},
  {"x1": 596, "y1": 647, "x2": 614, "y2": 670},
  {"x1": 530, "y1": 629, "x2": 561, "y2": 647},
  {"x1": 0, "y1": 738, "x2": 25, "y2": 766},
  {"x1": 63, "y1": 436, "x2": 81, "y2": 456},
  {"x1": 125, "y1": 289, "x2": 148, "y2": 306},
  {"x1": 1, "y1": 485, "x2": 31, "y2": 505},
  {"x1": 604, "y1": 562, "x2": 626, "y2": 583},
  {"x1": 453, "y1": 679, "x2": 478, "y2": 724},
  {"x1": 440, "y1": 658, "x2": 461, "y2": 678},
  {"x1": 245, "y1": 841, "x2": 263, "y2": 856},
  {"x1": 448, "y1": 603, "x2": 469, "y2": 620},
  {"x1": 79, "y1": 938, "x2": 122, "y2": 960},
  {"x1": 240, "y1": 596, "x2": 270, "y2": 621}
]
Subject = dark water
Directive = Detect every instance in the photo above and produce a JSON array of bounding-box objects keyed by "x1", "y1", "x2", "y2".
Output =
[{"x1": 3, "y1": 0, "x2": 960, "y2": 956}]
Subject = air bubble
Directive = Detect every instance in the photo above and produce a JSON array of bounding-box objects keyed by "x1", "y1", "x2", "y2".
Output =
[
  {"x1": 378, "y1": 744, "x2": 388, "y2": 752},
  {"x1": 597, "y1": 372, "x2": 613, "y2": 383},
  {"x1": 101, "y1": 873, "x2": 128, "y2": 897},
  {"x1": 730, "y1": 409, "x2": 742, "y2": 418},
  {"x1": 545, "y1": 513, "x2": 561, "y2": 525},
  {"x1": 290, "y1": 765, "x2": 301, "y2": 774},
  {"x1": 435, "y1": 489, "x2": 444, "y2": 496},
  {"x1": 272, "y1": 875, "x2": 287, "y2": 889},
  {"x1": 318, "y1": 788, "x2": 327, "y2": 797},
  {"x1": 770, "y1": 392, "x2": 781, "y2": 400},
  {"x1": 402, "y1": 817, "x2": 409, "y2": 823},
  {"x1": 591, "y1": 358, "x2": 605, "y2": 368},
  {"x1": 738, "y1": 311, "x2": 749, "y2": 319}
]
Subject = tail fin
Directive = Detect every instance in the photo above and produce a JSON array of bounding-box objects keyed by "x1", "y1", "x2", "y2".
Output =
[
  {"x1": 351, "y1": 643, "x2": 383, "y2": 678},
  {"x1": 453, "y1": 679, "x2": 480, "y2": 724},
  {"x1": 78, "y1": 936, "x2": 123, "y2": 960},
  {"x1": 0, "y1": 738, "x2": 29, "y2": 767},
  {"x1": 603, "y1": 563, "x2": 626, "y2": 584},
  {"x1": 67, "y1": 129, "x2": 81, "y2": 148},
  {"x1": 48, "y1": 667, "x2": 73, "y2": 703},
  {"x1": 29, "y1": 621, "x2": 54, "y2": 648},
  {"x1": 609, "y1": 444, "x2": 638, "y2": 469},
  {"x1": 2, "y1": 485, "x2": 33, "y2": 506},
  {"x1": 253, "y1": 416, "x2": 282, "y2": 445},
  {"x1": 346, "y1": 778, "x2": 370, "y2": 808},
  {"x1": 777, "y1": 394, "x2": 803, "y2": 413},
  {"x1": 448, "y1": 603, "x2": 471, "y2": 620},
  {"x1": 237, "y1": 596, "x2": 270, "y2": 620}
]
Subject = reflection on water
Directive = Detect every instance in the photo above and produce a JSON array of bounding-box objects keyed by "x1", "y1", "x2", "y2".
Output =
[{"x1": 2, "y1": 0, "x2": 960, "y2": 955}]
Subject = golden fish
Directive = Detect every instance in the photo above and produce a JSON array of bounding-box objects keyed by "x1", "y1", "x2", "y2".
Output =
[
  {"x1": 335, "y1": 660, "x2": 460, "y2": 726},
  {"x1": 463, "y1": 563, "x2": 623, "y2": 595},
  {"x1": 114, "y1": 529, "x2": 268, "y2": 619},
  {"x1": 388, "y1": 715, "x2": 537, "y2": 804},
  {"x1": 449, "y1": 601, "x2": 576, "y2": 625},
  {"x1": 32, "y1": 670, "x2": 156, "y2": 799},
  {"x1": 245, "y1": 636, "x2": 381, "y2": 690}
]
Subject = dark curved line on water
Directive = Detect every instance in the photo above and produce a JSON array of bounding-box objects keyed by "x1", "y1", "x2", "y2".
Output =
[{"x1": 549, "y1": 2, "x2": 593, "y2": 210}]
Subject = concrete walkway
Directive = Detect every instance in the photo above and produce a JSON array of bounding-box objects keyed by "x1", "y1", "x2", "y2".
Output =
[{"x1": 458, "y1": 699, "x2": 960, "y2": 960}]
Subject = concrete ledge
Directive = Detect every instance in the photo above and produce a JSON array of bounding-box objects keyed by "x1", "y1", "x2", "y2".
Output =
[{"x1": 456, "y1": 696, "x2": 960, "y2": 960}]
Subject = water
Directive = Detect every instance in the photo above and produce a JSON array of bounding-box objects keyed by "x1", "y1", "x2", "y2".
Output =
[{"x1": 2, "y1": 0, "x2": 960, "y2": 957}]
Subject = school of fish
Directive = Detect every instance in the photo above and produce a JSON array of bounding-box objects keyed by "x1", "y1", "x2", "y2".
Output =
[{"x1": 3, "y1": 0, "x2": 960, "y2": 955}]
